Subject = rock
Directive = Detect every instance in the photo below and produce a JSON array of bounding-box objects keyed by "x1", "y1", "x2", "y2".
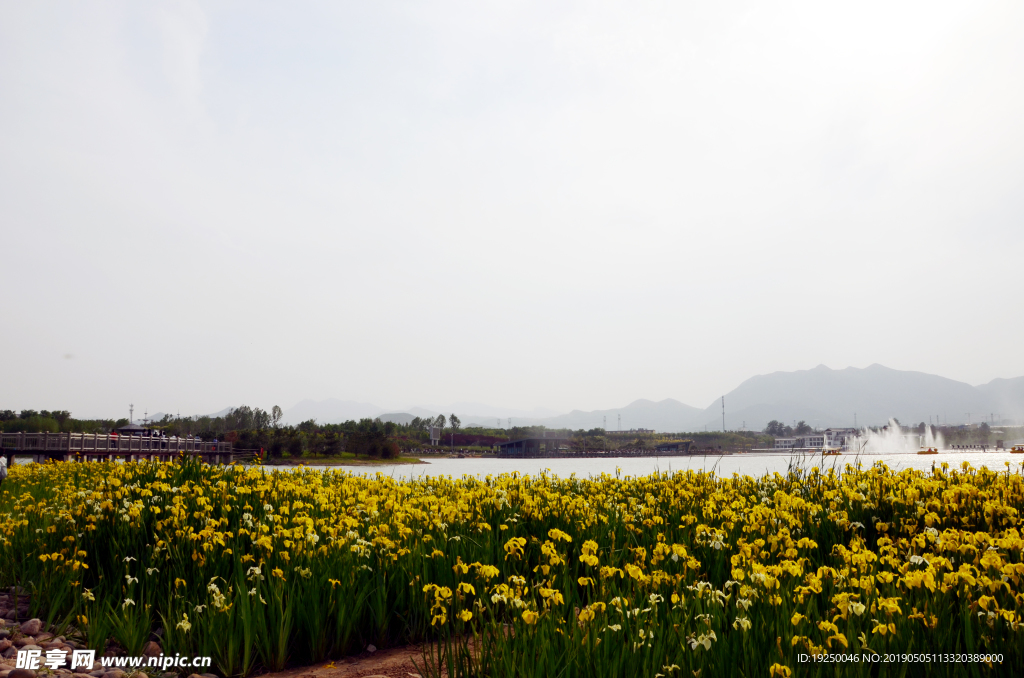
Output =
[
  {"x1": 102, "y1": 671, "x2": 125, "y2": 678},
  {"x1": 18, "y1": 646, "x2": 42, "y2": 653},
  {"x1": 10, "y1": 670, "x2": 38, "y2": 678},
  {"x1": 142, "y1": 642, "x2": 161, "y2": 658},
  {"x1": 365, "y1": 644, "x2": 377, "y2": 653},
  {"x1": 0, "y1": 641, "x2": 9, "y2": 652},
  {"x1": 72, "y1": 674, "x2": 94, "y2": 678},
  {"x1": 41, "y1": 642, "x2": 64, "y2": 650},
  {"x1": 34, "y1": 634, "x2": 53, "y2": 644},
  {"x1": 19, "y1": 620, "x2": 42, "y2": 636},
  {"x1": 1, "y1": 648, "x2": 15, "y2": 659}
]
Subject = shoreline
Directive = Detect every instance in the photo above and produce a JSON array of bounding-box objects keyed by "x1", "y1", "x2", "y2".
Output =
[{"x1": 260, "y1": 456, "x2": 428, "y2": 467}]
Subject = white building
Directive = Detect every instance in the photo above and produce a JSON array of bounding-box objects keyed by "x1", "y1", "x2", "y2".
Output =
[
  {"x1": 824, "y1": 428, "x2": 859, "y2": 450},
  {"x1": 773, "y1": 429, "x2": 859, "y2": 450},
  {"x1": 797, "y1": 434, "x2": 826, "y2": 448}
]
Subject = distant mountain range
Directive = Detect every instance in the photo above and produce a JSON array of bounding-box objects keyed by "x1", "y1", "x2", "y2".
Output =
[
  {"x1": 690, "y1": 364, "x2": 1024, "y2": 432},
  {"x1": 276, "y1": 364, "x2": 1024, "y2": 432}
]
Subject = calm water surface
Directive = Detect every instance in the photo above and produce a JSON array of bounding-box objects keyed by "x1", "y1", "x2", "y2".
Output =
[
  {"x1": 13, "y1": 451, "x2": 1020, "y2": 479},
  {"x1": 308, "y1": 451, "x2": 1024, "y2": 480}
]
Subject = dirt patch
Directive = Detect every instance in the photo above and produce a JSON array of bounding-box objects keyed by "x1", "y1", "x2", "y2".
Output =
[{"x1": 260, "y1": 645, "x2": 427, "y2": 678}]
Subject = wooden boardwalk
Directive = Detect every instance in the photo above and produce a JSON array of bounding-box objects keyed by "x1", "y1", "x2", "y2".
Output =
[{"x1": 1, "y1": 432, "x2": 253, "y2": 465}]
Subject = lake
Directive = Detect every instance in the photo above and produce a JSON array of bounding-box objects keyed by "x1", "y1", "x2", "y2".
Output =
[{"x1": 307, "y1": 450, "x2": 1024, "y2": 479}]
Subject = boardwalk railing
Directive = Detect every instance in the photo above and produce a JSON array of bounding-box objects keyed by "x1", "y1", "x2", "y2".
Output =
[{"x1": 0, "y1": 432, "x2": 247, "y2": 464}]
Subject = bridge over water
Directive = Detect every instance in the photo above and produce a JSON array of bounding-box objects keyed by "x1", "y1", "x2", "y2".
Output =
[{"x1": 1, "y1": 432, "x2": 256, "y2": 466}]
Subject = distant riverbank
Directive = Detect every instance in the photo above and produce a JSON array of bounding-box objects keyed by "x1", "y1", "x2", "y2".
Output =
[{"x1": 261, "y1": 455, "x2": 427, "y2": 467}]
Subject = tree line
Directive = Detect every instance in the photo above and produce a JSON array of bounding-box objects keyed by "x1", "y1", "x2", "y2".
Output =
[
  {"x1": 2, "y1": 405, "x2": 776, "y2": 457},
  {"x1": 0, "y1": 410, "x2": 128, "y2": 434}
]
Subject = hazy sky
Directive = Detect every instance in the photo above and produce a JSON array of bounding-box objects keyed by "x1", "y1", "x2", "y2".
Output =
[{"x1": 2, "y1": 1, "x2": 1023, "y2": 419}]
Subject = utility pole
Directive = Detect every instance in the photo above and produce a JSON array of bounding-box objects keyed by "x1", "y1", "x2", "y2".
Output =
[
  {"x1": 721, "y1": 396, "x2": 725, "y2": 432},
  {"x1": 617, "y1": 414, "x2": 621, "y2": 431},
  {"x1": 129, "y1": 404, "x2": 134, "y2": 424},
  {"x1": 603, "y1": 415, "x2": 607, "y2": 430},
  {"x1": 854, "y1": 413, "x2": 857, "y2": 428}
]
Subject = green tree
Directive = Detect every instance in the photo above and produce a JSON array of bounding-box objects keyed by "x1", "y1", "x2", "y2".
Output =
[
  {"x1": 4, "y1": 416, "x2": 58, "y2": 433},
  {"x1": 252, "y1": 408, "x2": 271, "y2": 430},
  {"x1": 287, "y1": 432, "x2": 304, "y2": 457},
  {"x1": 449, "y1": 414, "x2": 461, "y2": 432},
  {"x1": 44, "y1": 410, "x2": 72, "y2": 427},
  {"x1": 764, "y1": 420, "x2": 792, "y2": 436},
  {"x1": 323, "y1": 432, "x2": 342, "y2": 456}
]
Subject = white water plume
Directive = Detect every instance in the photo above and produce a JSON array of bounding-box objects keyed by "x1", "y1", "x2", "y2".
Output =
[{"x1": 856, "y1": 418, "x2": 944, "y2": 454}]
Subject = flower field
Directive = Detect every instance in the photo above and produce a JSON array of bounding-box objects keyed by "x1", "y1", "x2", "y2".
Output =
[{"x1": 1, "y1": 458, "x2": 1022, "y2": 677}]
